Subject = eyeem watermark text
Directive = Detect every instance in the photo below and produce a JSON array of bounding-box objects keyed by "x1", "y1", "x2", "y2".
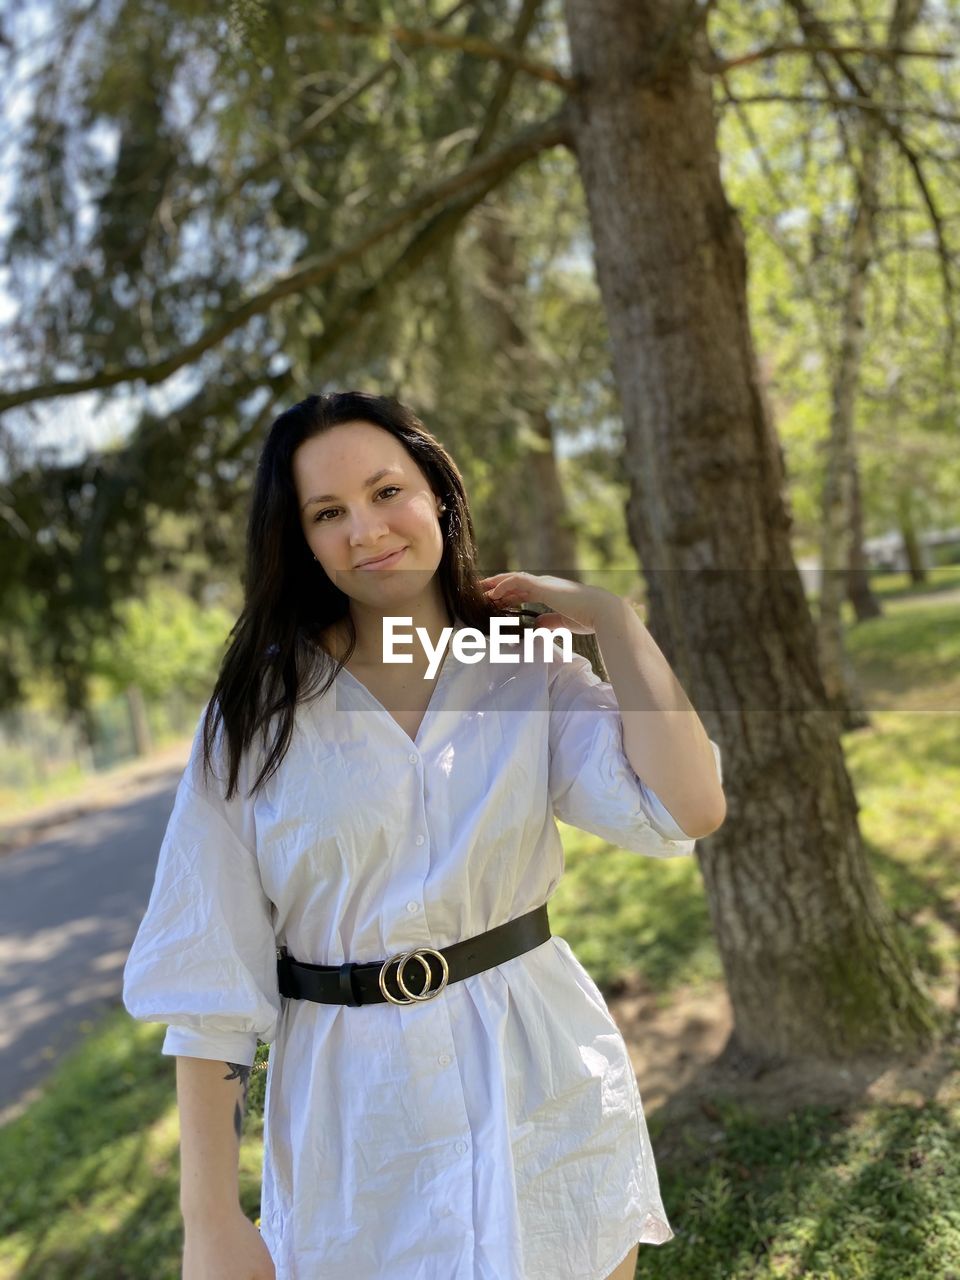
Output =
[{"x1": 384, "y1": 616, "x2": 574, "y2": 679}]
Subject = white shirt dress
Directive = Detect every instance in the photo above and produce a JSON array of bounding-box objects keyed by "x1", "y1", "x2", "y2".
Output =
[{"x1": 122, "y1": 620, "x2": 723, "y2": 1280}]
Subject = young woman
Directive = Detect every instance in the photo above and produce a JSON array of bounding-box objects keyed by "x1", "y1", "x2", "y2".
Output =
[{"x1": 122, "y1": 390, "x2": 724, "y2": 1280}]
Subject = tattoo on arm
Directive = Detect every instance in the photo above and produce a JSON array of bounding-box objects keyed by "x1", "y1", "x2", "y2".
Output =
[{"x1": 224, "y1": 1062, "x2": 251, "y2": 1143}]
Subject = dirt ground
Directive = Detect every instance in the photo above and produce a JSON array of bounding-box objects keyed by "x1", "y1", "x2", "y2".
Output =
[{"x1": 609, "y1": 969, "x2": 960, "y2": 1163}]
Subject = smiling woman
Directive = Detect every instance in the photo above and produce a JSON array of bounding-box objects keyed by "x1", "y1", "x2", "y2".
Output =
[
  {"x1": 292, "y1": 409, "x2": 468, "y2": 667},
  {"x1": 121, "y1": 389, "x2": 716, "y2": 1280}
]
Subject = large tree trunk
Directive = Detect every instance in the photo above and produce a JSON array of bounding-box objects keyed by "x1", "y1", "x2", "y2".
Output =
[{"x1": 562, "y1": 0, "x2": 943, "y2": 1065}]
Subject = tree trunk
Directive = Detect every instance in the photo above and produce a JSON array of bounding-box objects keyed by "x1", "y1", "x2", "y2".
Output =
[
  {"x1": 126, "y1": 683, "x2": 153, "y2": 758},
  {"x1": 515, "y1": 406, "x2": 581, "y2": 575},
  {"x1": 474, "y1": 204, "x2": 582, "y2": 577},
  {"x1": 561, "y1": 0, "x2": 943, "y2": 1065},
  {"x1": 814, "y1": 109, "x2": 878, "y2": 726},
  {"x1": 847, "y1": 454, "x2": 883, "y2": 621},
  {"x1": 897, "y1": 487, "x2": 928, "y2": 583},
  {"x1": 813, "y1": 0, "x2": 922, "y2": 726}
]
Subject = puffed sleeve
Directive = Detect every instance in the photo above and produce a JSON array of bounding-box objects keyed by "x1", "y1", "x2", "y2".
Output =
[
  {"x1": 121, "y1": 701, "x2": 281, "y2": 1066},
  {"x1": 547, "y1": 647, "x2": 723, "y2": 857}
]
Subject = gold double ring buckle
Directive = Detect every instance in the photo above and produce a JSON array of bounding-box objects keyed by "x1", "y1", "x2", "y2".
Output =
[{"x1": 378, "y1": 946, "x2": 450, "y2": 1005}]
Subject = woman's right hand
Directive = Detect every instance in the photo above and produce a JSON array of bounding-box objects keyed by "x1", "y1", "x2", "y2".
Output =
[{"x1": 182, "y1": 1206, "x2": 277, "y2": 1280}]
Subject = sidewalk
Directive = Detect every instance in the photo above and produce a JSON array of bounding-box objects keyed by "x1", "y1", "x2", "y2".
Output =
[{"x1": 0, "y1": 736, "x2": 193, "y2": 857}]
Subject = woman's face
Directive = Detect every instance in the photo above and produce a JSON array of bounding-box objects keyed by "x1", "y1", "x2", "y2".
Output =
[{"x1": 293, "y1": 421, "x2": 445, "y2": 608}]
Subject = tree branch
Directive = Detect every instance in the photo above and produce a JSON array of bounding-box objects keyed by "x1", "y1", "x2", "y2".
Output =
[
  {"x1": 784, "y1": 0, "x2": 957, "y2": 367},
  {"x1": 4, "y1": 0, "x2": 552, "y2": 537},
  {"x1": 309, "y1": 14, "x2": 577, "y2": 90},
  {"x1": 716, "y1": 72, "x2": 837, "y2": 355},
  {"x1": 718, "y1": 92, "x2": 960, "y2": 127},
  {"x1": 282, "y1": 0, "x2": 552, "y2": 382},
  {"x1": 707, "y1": 40, "x2": 954, "y2": 75},
  {"x1": 185, "y1": 1, "x2": 477, "y2": 224},
  {"x1": 0, "y1": 110, "x2": 572, "y2": 413}
]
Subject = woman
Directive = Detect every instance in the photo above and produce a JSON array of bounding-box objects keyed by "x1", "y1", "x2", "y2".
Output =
[{"x1": 122, "y1": 390, "x2": 725, "y2": 1280}]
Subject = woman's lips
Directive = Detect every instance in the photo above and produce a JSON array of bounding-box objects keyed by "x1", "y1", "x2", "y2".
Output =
[{"x1": 356, "y1": 546, "x2": 407, "y2": 570}]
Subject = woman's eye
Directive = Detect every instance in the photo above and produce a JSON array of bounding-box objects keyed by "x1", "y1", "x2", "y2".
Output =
[{"x1": 313, "y1": 486, "x2": 401, "y2": 522}]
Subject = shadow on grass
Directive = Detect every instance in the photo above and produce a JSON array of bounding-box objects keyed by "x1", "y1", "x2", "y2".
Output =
[
  {"x1": 867, "y1": 838, "x2": 960, "y2": 941},
  {"x1": 846, "y1": 604, "x2": 960, "y2": 715},
  {"x1": 0, "y1": 1005, "x2": 266, "y2": 1279},
  {"x1": 641, "y1": 1092, "x2": 960, "y2": 1280},
  {"x1": 793, "y1": 1099, "x2": 958, "y2": 1279}
]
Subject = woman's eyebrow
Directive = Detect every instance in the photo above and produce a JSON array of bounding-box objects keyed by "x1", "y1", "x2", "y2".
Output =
[{"x1": 301, "y1": 467, "x2": 403, "y2": 511}]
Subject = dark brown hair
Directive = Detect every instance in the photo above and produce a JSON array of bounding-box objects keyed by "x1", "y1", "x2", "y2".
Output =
[{"x1": 200, "y1": 390, "x2": 536, "y2": 801}]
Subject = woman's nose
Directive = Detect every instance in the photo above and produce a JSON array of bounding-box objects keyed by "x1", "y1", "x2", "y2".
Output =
[{"x1": 348, "y1": 510, "x2": 390, "y2": 541}]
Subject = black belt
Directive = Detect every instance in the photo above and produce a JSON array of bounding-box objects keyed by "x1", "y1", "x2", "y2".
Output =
[{"x1": 277, "y1": 902, "x2": 551, "y2": 1007}]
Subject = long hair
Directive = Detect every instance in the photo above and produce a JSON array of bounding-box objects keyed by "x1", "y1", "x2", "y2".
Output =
[{"x1": 200, "y1": 390, "x2": 538, "y2": 801}]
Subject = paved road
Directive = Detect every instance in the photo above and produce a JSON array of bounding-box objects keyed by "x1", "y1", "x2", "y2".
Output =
[{"x1": 0, "y1": 764, "x2": 185, "y2": 1124}]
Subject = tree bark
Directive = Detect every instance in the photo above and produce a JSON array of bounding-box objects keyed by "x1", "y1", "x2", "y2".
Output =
[
  {"x1": 847, "y1": 454, "x2": 883, "y2": 621},
  {"x1": 126, "y1": 683, "x2": 153, "y2": 758},
  {"x1": 815, "y1": 118, "x2": 881, "y2": 726},
  {"x1": 562, "y1": 0, "x2": 943, "y2": 1064},
  {"x1": 896, "y1": 487, "x2": 928, "y2": 582},
  {"x1": 474, "y1": 205, "x2": 582, "y2": 577}
]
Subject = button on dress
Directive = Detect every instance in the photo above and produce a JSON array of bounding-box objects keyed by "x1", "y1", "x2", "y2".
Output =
[{"x1": 122, "y1": 619, "x2": 723, "y2": 1280}]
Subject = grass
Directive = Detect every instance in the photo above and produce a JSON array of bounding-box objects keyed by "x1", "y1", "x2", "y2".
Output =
[
  {"x1": 0, "y1": 723, "x2": 198, "y2": 829},
  {"x1": 0, "y1": 1012, "x2": 269, "y2": 1279},
  {"x1": 646, "y1": 1096, "x2": 960, "y2": 1279},
  {"x1": 0, "y1": 567, "x2": 957, "y2": 1279}
]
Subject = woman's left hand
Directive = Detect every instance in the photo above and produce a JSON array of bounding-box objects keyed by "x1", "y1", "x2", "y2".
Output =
[{"x1": 478, "y1": 572, "x2": 620, "y2": 636}]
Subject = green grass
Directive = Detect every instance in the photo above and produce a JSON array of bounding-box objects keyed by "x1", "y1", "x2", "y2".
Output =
[
  {"x1": 644, "y1": 1096, "x2": 960, "y2": 1279},
  {"x1": 0, "y1": 723, "x2": 196, "y2": 828},
  {"x1": 0, "y1": 759, "x2": 91, "y2": 820},
  {"x1": 0, "y1": 1013, "x2": 269, "y2": 1279},
  {"x1": 0, "y1": 567, "x2": 957, "y2": 1278}
]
